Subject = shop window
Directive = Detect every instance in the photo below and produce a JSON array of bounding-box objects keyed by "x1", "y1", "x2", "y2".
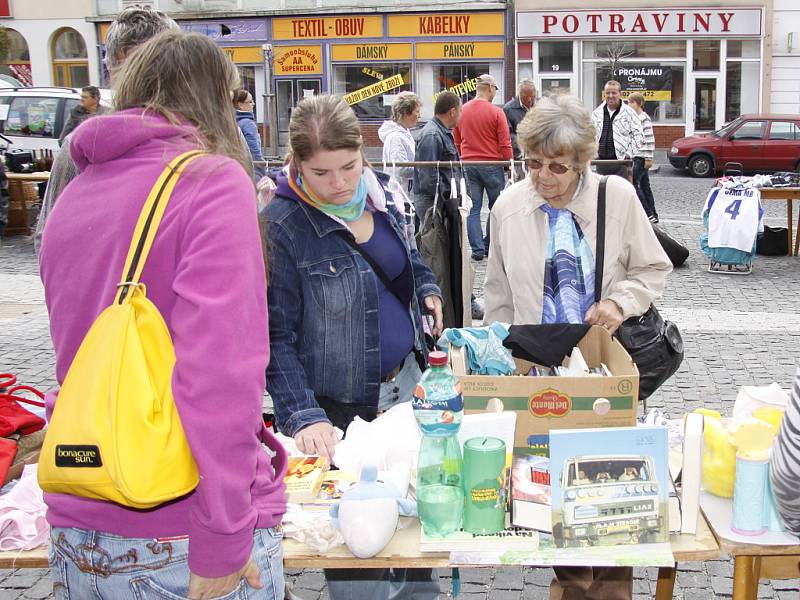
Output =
[
  {"x1": 1, "y1": 28, "x2": 31, "y2": 86},
  {"x1": 332, "y1": 63, "x2": 411, "y2": 120},
  {"x1": 725, "y1": 61, "x2": 760, "y2": 122},
  {"x1": 416, "y1": 62, "x2": 498, "y2": 119},
  {"x1": 769, "y1": 122, "x2": 800, "y2": 141},
  {"x1": 518, "y1": 63, "x2": 533, "y2": 82},
  {"x1": 693, "y1": 41, "x2": 719, "y2": 71},
  {"x1": 727, "y1": 40, "x2": 760, "y2": 59},
  {"x1": 2, "y1": 97, "x2": 60, "y2": 137},
  {"x1": 583, "y1": 40, "x2": 686, "y2": 59},
  {"x1": 52, "y1": 28, "x2": 89, "y2": 88},
  {"x1": 582, "y1": 61, "x2": 685, "y2": 124},
  {"x1": 538, "y1": 41, "x2": 573, "y2": 73}
]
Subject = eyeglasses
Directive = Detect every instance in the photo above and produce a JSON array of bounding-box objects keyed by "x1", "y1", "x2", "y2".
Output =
[{"x1": 523, "y1": 158, "x2": 574, "y2": 175}]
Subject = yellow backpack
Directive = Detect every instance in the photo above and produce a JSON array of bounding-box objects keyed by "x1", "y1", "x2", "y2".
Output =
[{"x1": 38, "y1": 150, "x2": 204, "y2": 508}]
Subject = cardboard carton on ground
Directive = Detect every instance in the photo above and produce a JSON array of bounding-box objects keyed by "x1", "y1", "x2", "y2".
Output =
[{"x1": 451, "y1": 325, "x2": 640, "y2": 456}]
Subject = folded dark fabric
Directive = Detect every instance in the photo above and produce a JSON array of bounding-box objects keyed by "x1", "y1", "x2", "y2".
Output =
[{"x1": 503, "y1": 324, "x2": 591, "y2": 366}]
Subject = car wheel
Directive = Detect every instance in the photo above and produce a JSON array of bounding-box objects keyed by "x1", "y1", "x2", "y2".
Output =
[{"x1": 688, "y1": 154, "x2": 713, "y2": 178}]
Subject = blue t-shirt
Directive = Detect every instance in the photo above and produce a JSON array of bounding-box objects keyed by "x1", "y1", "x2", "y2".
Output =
[{"x1": 359, "y1": 212, "x2": 415, "y2": 376}]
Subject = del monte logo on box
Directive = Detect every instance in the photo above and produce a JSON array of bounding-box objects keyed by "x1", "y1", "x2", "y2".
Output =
[{"x1": 529, "y1": 389, "x2": 571, "y2": 417}]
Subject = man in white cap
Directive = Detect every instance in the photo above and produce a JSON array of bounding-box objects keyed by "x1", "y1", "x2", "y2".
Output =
[{"x1": 453, "y1": 74, "x2": 512, "y2": 261}]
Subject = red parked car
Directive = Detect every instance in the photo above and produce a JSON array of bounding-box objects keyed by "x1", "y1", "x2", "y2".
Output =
[{"x1": 668, "y1": 114, "x2": 800, "y2": 177}]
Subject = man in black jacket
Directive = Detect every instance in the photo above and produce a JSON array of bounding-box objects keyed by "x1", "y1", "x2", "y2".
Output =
[
  {"x1": 58, "y1": 86, "x2": 107, "y2": 145},
  {"x1": 503, "y1": 79, "x2": 536, "y2": 161}
]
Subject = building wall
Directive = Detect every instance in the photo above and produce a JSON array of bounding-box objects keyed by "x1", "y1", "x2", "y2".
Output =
[
  {"x1": 2, "y1": 0, "x2": 100, "y2": 87},
  {"x1": 770, "y1": 0, "x2": 800, "y2": 113}
]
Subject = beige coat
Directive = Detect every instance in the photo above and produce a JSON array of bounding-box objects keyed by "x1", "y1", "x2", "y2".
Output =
[{"x1": 483, "y1": 171, "x2": 672, "y2": 325}]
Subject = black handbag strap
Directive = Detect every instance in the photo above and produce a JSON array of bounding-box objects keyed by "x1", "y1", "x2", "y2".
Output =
[
  {"x1": 594, "y1": 176, "x2": 608, "y2": 304},
  {"x1": 334, "y1": 229, "x2": 407, "y2": 306}
]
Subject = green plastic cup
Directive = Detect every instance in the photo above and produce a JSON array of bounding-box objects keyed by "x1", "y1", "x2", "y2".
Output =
[{"x1": 463, "y1": 437, "x2": 506, "y2": 534}]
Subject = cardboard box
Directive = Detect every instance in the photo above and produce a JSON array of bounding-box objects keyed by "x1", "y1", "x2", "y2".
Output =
[{"x1": 452, "y1": 326, "x2": 639, "y2": 456}]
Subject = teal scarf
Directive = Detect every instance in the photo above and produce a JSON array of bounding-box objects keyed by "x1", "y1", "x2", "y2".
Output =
[{"x1": 295, "y1": 171, "x2": 368, "y2": 222}]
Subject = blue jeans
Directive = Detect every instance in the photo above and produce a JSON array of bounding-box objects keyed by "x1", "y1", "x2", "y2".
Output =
[
  {"x1": 632, "y1": 157, "x2": 657, "y2": 218},
  {"x1": 465, "y1": 166, "x2": 506, "y2": 256},
  {"x1": 49, "y1": 526, "x2": 285, "y2": 599}
]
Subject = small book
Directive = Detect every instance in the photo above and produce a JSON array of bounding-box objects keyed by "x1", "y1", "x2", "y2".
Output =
[
  {"x1": 284, "y1": 455, "x2": 330, "y2": 503},
  {"x1": 668, "y1": 477, "x2": 682, "y2": 534},
  {"x1": 511, "y1": 455, "x2": 552, "y2": 533},
  {"x1": 300, "y1": 469, "x2": 358, "y2": 510},
  {"x1": 680, "y1": 413, "x2": 704, "y2": 535},
  {"x1": 419, "y1": 525, "x2": 539, "y2": 552}
]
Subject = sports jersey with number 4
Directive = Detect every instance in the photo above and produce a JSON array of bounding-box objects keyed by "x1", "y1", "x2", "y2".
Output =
[{"x1": 705, "y1": 186, "x2": 764, "y2": 253}]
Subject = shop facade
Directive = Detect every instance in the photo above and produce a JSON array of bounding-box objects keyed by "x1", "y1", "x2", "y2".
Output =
[
  {"x1": 269, "y1": 10, "x2": 507, "y2": 148},
  {"x1": 514, "y1": 1, "x2": 770, "y2": 148}
]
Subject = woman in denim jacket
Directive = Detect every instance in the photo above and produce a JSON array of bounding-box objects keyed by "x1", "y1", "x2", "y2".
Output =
[{"x1": 264, "y1": 94, "x2": 442, "y2": 600}]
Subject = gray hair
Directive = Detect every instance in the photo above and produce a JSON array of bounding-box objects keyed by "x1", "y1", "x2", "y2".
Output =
[
  {"x1": 517, "y1": 95, "x2": 597, "y2": 169},
  {"x1": 604, "y1": 80, "x2": 622, "y2": 91},
  {"x1": 518, "y1": 78, "x2": 536, "y2": 93},
  {"x1": 391, "y1": 91, "x2": 421, "y2": 123},
  {"x1": 105, "y1": 7, "x2": 179, "y2": 70}
]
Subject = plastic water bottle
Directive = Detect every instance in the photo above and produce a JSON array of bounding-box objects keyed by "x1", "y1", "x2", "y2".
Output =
[{"x1": 412, "y1": 351, "x2": 464, "y2": 536}]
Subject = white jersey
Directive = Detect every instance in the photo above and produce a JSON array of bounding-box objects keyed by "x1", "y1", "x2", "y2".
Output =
[{"x1": 705, "y1": 185, "x2": 764, "y2": 253}]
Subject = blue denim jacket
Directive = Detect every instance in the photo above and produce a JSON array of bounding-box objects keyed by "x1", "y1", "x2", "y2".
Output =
[{"x1": 265, "y1": 168, "x2": 441, "y2": 437}]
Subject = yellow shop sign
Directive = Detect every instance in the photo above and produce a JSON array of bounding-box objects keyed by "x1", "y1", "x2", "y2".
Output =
[
  {"x1": 389, "y1": 13, "x2": 504, "y2": 37},
  {"x1": 273, "y1": 45, "x2": 323, "y2": 75},
  {"x1": 332, "y1": 43, "x2": 413, "y2": 62},
  {"x1": 222, "y1": 46, "x2": 263, "y2": 64},
  {"x1": 416, "y1": 41, "x2": 505, "y2": 60},
  {"x1": 273, "y1": 15, "x2": 383, "y2": 40},
  {"x1": 344, "y1": 73, "x2": 405, "y2": 105}
]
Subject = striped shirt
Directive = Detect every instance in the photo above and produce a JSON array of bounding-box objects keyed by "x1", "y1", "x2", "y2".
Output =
[
  {"x1": 770, "y1": 366, "x2": 800, "y2": 535},
  {"x1": 635, "y1": 111, "x2": 656, "y2": 160},
  {"x1": 591, "y1": 101, "x2": 644, "y2": 161}
]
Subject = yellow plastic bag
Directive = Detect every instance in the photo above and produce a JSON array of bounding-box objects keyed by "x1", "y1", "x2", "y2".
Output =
[{"x1": 38, "y1": 151, "x2": 203, "y2": 508}]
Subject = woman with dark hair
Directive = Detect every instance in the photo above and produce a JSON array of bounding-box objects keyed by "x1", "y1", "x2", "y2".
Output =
[
  {"x1": 39, "y1": 32, "x2": 285, "y2": 600},
  {"x1": 233, "y1": 88, "x2": 266, "y2": 179}
]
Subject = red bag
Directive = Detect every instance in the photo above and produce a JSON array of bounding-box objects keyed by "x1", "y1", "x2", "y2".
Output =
[{"x1": 0, "y1": 374, "x2": 45, "y2": 438}]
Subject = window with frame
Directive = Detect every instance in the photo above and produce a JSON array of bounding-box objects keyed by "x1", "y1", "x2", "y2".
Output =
[
  {"x1": 730, "y1": 121, "x2": 766, "y2": 140},
  {"x1": 52, "y1": 28, "x2": 89, "y2": 88},
  {"x1": 332, "y1": 63, "x2": 411, "y2": 119},
  {"x1": 539, "y1": 41, "x2": 573, "y2": 73},
  {"x1": 238, "y1": 66, "x2": 257, "y2": 119},
  {"x1": 768, "y1": 122, "x2": 800, "y2": 141},
  {"x1": 3, "y1": 97, "x2": 60, "y2": 137}
]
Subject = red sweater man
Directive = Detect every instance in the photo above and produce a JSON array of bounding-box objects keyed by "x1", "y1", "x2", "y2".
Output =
[{"x1": 453, "y1": 74, "x2": 512, "y2": 260}]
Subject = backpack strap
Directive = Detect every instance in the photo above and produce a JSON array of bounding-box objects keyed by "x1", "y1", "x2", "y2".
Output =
[{"x1": 116, "y1": 150, "x2": 206, "y2": 304}]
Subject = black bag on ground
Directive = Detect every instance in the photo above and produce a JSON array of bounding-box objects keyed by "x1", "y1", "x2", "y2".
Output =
[
  {"x1": 652, "y1": 224, "x2": 689, "y2": 267},
  {"x1": 596, "y1": 177, "x2": 684, "y2": 401},
  {"x1": 756, "y1": 226, "x2": 789, "y2": 256}
]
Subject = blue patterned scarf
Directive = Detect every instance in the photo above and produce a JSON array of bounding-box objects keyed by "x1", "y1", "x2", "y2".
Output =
[{"x1": 540, "y1": 205, "x2": 596, "y2": 324}]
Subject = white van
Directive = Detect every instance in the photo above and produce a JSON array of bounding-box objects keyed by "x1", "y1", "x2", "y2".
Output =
[{"x1": 0, "y1": 87, "x2": 113, "y2": 153}]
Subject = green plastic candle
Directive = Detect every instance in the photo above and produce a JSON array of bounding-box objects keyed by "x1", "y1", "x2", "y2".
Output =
[{"x1": 463, "y1": 436, "x2": 506, "y2": 534}]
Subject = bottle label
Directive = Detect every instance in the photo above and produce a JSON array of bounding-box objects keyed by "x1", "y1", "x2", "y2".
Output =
[{"x1": 412, "y1": 383, "x2": 464, "y2": 436}]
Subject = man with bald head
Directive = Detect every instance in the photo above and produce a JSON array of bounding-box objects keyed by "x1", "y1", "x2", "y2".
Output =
[{"x1": 591, "y1": 80, "x2": 643, "y2": 179}]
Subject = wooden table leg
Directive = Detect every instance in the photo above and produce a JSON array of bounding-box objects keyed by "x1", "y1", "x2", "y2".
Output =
[
  {"x1": 787, "y1": 200, "x2": 794, "y2": 257},
  {"x1": 733, "y1": 555, "x2": 761, "y2": 600},
  {"x1": 654, "y1": 564, "x2": 677, "y2": 600},
  {"x1": 794, "y1": 200, "x2": 800, "y2": 256}
]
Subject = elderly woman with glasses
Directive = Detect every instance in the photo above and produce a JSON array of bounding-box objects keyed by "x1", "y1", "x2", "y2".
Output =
[{"x1": 482, "y1": 95, "x2": 671, "y2": 599}]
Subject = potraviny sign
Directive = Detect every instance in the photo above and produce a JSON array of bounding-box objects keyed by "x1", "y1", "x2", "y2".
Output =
[{"x1": 517, "y1": 8, "x2": 762, "y2": 38}]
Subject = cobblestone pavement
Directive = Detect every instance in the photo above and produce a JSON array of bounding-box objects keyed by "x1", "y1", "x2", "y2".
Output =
[{"x1": 1, "y1": 168, "x2": 799, "y2": 599}]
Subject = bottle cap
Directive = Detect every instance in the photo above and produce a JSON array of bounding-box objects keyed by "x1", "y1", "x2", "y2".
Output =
[{"x1": 428, "y1": 351, "x2": 448, "y2": 366}]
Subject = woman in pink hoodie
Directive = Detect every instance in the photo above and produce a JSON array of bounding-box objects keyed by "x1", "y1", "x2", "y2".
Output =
[{"x1": 39, "y1": 32, "x2": 287, "y2": 600}]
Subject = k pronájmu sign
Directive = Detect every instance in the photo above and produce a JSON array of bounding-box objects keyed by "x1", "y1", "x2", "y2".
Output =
[
  {"x1": 344, "y1": 73, "x2": 405, "y2": 106},
  {"x1": 613, "y1": 65, "x2": 673, "y2": 102}
]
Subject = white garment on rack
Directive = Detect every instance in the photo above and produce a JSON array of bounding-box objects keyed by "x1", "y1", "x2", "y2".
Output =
[{"x1": 706, "y1": 186, "x2": 763, "y2": 253}]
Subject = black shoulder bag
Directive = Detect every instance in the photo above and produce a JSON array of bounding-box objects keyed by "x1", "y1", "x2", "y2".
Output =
[{"x1": 595, "y1": 176, "x2": 684, "y2": 402}]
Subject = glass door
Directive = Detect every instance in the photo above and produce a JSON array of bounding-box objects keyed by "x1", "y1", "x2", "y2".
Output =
[
  {"x1": 691, "y1": 76, "x2": 720, "y2": 133},
  {"x1": 276, "y1": 78, "x2": 321, "y2": 133}
]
